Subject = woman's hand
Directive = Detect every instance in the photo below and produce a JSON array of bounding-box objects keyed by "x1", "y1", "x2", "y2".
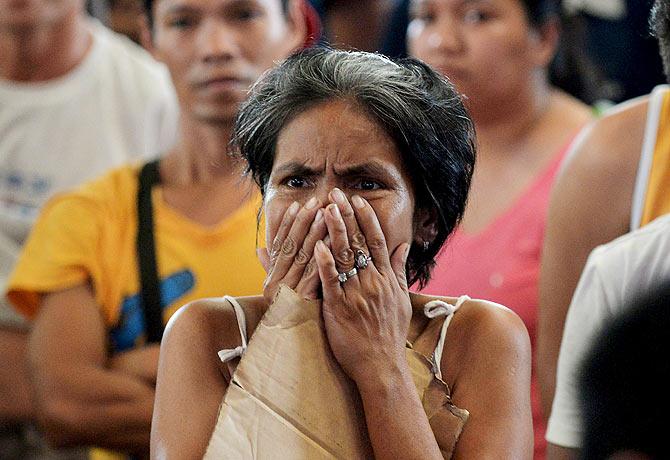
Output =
[
  {"x1": 314, "y1": 188, "x2": 412, "y2": 385},
  {"x1": 258, "y1": 197, "x2": 328, "y2": 303}
]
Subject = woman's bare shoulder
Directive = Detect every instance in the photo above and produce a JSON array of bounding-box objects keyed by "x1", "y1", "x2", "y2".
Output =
[
  {"x1": 411, "y1": 293, "x2": 530, "y2": 383},
  {"x1": 163, "y1": 295, "x2": 268, "y2": 356}
]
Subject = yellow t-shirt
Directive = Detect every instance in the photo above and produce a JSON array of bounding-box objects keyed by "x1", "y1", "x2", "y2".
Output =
[
  {"x1": 632, "y1": 85, "x2": 670, "y2": 229},
  {"x1": 8, "y1": 163, "x2": 267, "y2": 351}
]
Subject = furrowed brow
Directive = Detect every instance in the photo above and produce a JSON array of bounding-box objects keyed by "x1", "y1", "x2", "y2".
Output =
[
  {"x1": 272, "y1": 162, "x2": 321, "y2": 178},
  {"x1": 333, "y1": 162, "x2": 395, "y2": 180}
]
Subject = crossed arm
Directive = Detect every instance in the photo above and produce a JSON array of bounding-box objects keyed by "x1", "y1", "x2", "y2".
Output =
[{"x1": 28, "y1": 283, "x2": 158, "y2": 453}]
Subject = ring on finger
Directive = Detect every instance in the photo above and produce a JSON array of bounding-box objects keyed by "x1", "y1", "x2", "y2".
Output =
[
  {"x1": 354, "y1": 249, "x2": 372, "y2": 270},
  {"x1": 337, "y1": 267, "x2": 358, "y2": 284}
]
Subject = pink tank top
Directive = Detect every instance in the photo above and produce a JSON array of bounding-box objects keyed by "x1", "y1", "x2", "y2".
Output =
[{"x1": 421, "y1": 141, "x2": 572, "y2": 460}]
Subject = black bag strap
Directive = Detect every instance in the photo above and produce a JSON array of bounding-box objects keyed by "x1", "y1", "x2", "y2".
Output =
[{"x1": 136, "y1": 159, "x2": 164, "y2": 343}]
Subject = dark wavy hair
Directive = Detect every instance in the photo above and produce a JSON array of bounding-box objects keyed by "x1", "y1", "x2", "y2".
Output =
[
  {"x1": 521, "y1": 0, "x2": 561, "y2": 26},
  {"x1": 231, "y1": 48, "x2": 476, "y2": 288}
]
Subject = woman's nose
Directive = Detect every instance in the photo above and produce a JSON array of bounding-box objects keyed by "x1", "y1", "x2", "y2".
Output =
[{"x1": 428, "y1": 26, "x2": 463, "y2": 53}]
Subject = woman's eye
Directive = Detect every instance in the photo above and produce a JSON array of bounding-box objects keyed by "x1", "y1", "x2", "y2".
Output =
[
  {"x1": 231, "y1": 8, "x2": 263, "y2": 22},
  {"x1": 168, "y1": 16, "x2": 195, "y2": 29},
  {"x1": 286, "y1": 177, "x2": 310, "y2": 188},
  {"x1": 410, "y1": 8, "x2": 436, "y2": 24},
  {"x1": 463, "y1": 9, "x2": 489, "y2": 24},
  {"x1": 354, "y1": 179, "x2": 382, "y2": 191}
]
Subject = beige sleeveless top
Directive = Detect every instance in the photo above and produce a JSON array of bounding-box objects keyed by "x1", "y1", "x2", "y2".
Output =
[{"x1": 204, "y1": 286, "x2": 469, "y2": 459}]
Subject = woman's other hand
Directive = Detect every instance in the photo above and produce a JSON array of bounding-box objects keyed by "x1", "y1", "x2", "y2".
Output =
[
  {"x1": 315, "y1": 188, "x2": 412, "y2": 385},
  {"x1": 258, "y1": 197, "x2": 327, "y2": 303}
]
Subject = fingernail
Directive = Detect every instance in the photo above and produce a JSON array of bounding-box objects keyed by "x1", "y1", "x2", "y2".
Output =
[
  {"x1": 305, "y1": 196, "x2": 318, "y2": 210},
  {"x1": 316, "y1": 240, "x2": 325, "y2": 252},
  {"x1": 330, "y1": 188, "x2": 346, "y2": 204},
  {"x1": 328, "y1": 203, "x2": 340, "y2": 219},
  {"x1": 352, "y1": 195, "x2": 365, "y2": 209},
  {"x1": 315, "y1": 208, "x2": 324, "y2": 222},
  {"x1": 288, "y1": 201, "x2": 300, "y2": 216}
]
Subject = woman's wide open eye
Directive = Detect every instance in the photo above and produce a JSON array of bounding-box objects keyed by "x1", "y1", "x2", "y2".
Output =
[
  {"x1": 353, "y1": 178, "x2": 383, "y2": 191},
  {"x1": 285, "y1": 176, "x2": 312, "y2": 189}
]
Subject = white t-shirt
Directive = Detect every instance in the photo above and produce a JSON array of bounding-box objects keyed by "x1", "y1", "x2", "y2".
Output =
[
  {"x1": 0, "y1": 18, "x2": 179, "y2": 326},
  {"x1": 546, "y1": 213, "x2": 670, "y2": 448}
]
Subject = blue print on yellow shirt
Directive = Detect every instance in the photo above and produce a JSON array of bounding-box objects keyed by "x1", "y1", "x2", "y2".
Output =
[{"x1": 110, "y1": 269, "x2": 195, "y2": 351}]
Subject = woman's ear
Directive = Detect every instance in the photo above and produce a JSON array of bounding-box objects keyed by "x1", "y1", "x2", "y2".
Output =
[
  {"x1": 284, "y1": 0, "x2": 311, "y2": 53},
  {"x1": 529, "y1": 18, "x2": 560, "y2": 68},
  {"x1": 413, "y1": 207, "x2": 439, "y2": 248}
]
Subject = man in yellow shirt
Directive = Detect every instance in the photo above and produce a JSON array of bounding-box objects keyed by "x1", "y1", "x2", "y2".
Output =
[{"x1": 6, "y1": 0, "x2": 311, "y2": 457}]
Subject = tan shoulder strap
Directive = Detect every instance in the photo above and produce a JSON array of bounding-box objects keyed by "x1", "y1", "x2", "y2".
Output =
[
  {"x1": 411, "y1": 296, "x2": 469, "y2": 380},
  {"x1": 217, "y1": 296, "x2": 248, "y2": 363}
]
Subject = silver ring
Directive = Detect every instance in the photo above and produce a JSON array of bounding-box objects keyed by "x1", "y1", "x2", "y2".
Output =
[
  {"x1": 354, "y1": 250, "x2": 372, "y2": 270},
  {"x1": 338, "y1": 267, "x2": 358, "y2": 283}
]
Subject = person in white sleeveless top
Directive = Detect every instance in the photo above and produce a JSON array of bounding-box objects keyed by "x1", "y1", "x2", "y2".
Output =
[
  {"x1": 0, "y1": 0, "x2": 177, "y2": 455},
  {"x1": 547, "y1": 213, "x2": 670, "y2": 457},
  {"x1": 538, "y1": 3, "x2": 670, "y2": 452},
  {"x1": 152, "y1": 48, "x2": 533, "y2": 459}
]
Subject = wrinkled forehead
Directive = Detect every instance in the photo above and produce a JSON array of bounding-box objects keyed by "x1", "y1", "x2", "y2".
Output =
[{"x1": 272, "y1": 100, "x2": 402, "y2": 173}]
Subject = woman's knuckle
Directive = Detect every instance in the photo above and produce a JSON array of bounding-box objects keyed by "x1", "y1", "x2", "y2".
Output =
[
  {"x1": 335, "y1": 248, "x2": 354, "y2": 266},
  {"x1": 351, "y1": 231, "x2": 366, "y2": 248},
  {"x1": 369, "y1": 237, "x2": 386, "y2": 249},
  {"x1": 295, "y1": 249, "x2": 310, "y2": 265},
  {"x1": 281, "y1": 236, "x2": 297, "y2": 256},
  {"x1": 303, "y1": 261, "x2": 315, "y2": 276}
]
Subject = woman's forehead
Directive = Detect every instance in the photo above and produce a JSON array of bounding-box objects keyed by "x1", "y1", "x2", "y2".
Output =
[
  {"x1": 273, "y1": 100, "x2": 399, "y2": 165},
  {"x1": 273, "y1": 106, "x2": 403, "y2": 173}
]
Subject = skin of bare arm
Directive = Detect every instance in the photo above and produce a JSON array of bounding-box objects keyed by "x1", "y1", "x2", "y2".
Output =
[
  {"x1": 28, "y1": 284, "x2": 158, "y2": 453},
  {"x1": 445, "y1": 300, "x2": 533, "y2": 459},
  {"x1": 150, "y1": 296, "x2": 265, "y2": 460},
  {"x1": 537, "y1": 98, "x2": 648, "y2": 420},
  {"x1": 0, "y1": 326, "x2": 34, "y2": 421}
]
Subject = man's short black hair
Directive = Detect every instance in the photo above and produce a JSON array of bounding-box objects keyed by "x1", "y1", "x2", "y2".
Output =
[
  {"x1": 142, "y1": 0, "x2": 290, "y2": 28},
  {"x1": 579, "y1": 281, "x2": 670, "y2": 459}
]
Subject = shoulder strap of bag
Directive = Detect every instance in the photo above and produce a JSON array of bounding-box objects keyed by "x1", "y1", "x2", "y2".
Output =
[{"x1": 137, "y1": 159, "x2": 164, "y2": 343}]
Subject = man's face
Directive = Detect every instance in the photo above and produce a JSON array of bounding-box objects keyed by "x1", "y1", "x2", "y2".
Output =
[
  {"x1": 149, "y1": 0, "x2": 304, "y2": 125},
  {"x1": 0, "y1": 0, "x2": 83, "y2": 30}
]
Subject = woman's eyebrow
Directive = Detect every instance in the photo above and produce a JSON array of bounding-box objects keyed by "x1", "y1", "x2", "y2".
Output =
[
  {"x1": 272, "y1": 162, "x2": 321, "y2": 177},
  {"x1": 333, "y1": 162, "x2": 396, "y2": 179}
]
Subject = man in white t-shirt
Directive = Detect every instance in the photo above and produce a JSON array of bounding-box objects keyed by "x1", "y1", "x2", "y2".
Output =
[
  {"x1": 546, "y1": 213, "x2": 670, "y2": 456},
  {"x1": 0, "y1": 0, "x2": 178, "y2": 454}
]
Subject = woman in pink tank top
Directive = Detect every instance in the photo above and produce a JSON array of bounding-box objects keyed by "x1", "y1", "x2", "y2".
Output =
[{"x1": 408, "y1": 0, "x2": 593, "y2": 457}]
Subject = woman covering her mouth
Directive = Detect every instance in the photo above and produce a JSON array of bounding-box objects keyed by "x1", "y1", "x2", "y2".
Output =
[{"x1": 151, "y1": 48, "x2": 533, "y2": 459}]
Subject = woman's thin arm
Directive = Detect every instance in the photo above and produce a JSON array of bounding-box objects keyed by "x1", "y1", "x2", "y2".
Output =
[
  {"x1": 356, "y1": 359, "x2": 443, "y2": 460},
  {"x1": 448, "y1": 302, "x2": 533, "y2": 459},
  {"x1": 151, "y1": 299, "x2": 235, "y2": 460}
]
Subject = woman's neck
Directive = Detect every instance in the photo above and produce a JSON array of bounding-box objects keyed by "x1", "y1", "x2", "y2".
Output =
[
  {"x1": 472, "y1": 73, "x2": 552, "y2": 154},
  {"x1": 0, "y1": 12, "x2": 91, "y2": 82}
]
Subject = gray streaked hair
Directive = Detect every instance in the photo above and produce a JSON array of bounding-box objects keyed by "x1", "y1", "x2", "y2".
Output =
[
  {"x1": 652, "y1": 0, "x2": 670, "y2": 80},
  {"x1": 231, "y1": 48, "x2": 476, "y2": 288}
]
